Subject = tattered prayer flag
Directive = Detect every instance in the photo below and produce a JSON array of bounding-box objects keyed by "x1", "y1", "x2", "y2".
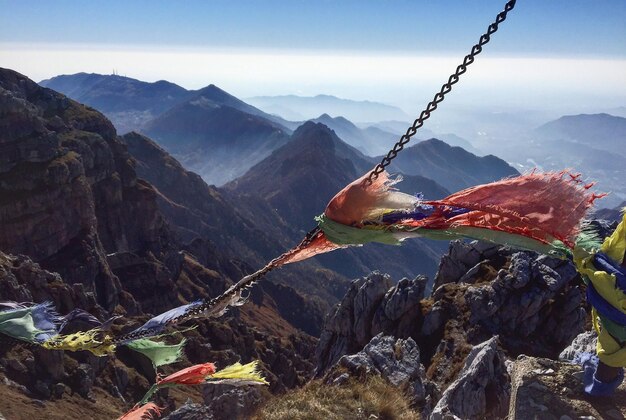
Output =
[
  {"x1": 130, "y1": 359, "x2": 269, "y2": 413},
  {"x1": 289, "y1": 169, "x2": 601, "y2": 264},
  {"x1": 41, "y1": 328, "x2": 116, "y2": 356},
  {"x1": 117, "y1": 402, "x2": 162, "y2": 420},
  {"x1": 126, "y1": 338, "x2": 186, "y2": 368},
  {"x1": 0, "y1": 302, "x2": 60, "y2": 343},
  {"x1": 120, "y1": 301, "x2": 202, "y2": 343},
  {"x1": 58, "y1": 308, "x2": 110, "y2": 332},
  {"x1": 573, "y1": 213, "x2": 626, "y2": 367},
  {"x1": 169, "y1": 169, "x2": 603, "y2": 331},
  {"x1": 0, "y1": 302, "x2": 28, "y2": 311},
  {"x1": 157, "y1": 362, "x2": 216, "y2": 386},
  {"x1": 207, "y1": 361, "x2": 268, "y2": 386}
]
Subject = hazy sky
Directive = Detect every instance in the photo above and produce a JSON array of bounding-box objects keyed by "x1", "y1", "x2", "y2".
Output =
[{"x1": 2, "y1": 0, "x2": 625, "y2": 111}]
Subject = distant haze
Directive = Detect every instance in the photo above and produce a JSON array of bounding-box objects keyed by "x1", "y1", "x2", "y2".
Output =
[
  {"x1": 4, "y1": 43, "x2": 625, "y2": 115},
  {"x1": 3, "y1": 0, "x2": 625, "y2": 114}
]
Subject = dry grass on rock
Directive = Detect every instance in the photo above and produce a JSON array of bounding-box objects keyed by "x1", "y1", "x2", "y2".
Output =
[{"x1": 253, "y1": 376, "x2": 420, "y2": 420}]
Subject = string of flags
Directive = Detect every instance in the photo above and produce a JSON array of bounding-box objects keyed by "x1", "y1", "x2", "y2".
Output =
[
  {"x1": 0, "y1": 170, "x2": 607, "y2": 356},
  {"x1": 119, "y1": 361, "x2": 268, "y2": 420},
  {"x1": 1, "y1": 169, "x2": 620, "y2": 417},
  {"x1": 0, "y1": 299, "x2": 268, "y2": 418}
]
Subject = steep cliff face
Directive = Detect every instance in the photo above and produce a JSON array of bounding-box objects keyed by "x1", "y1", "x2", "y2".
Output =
[
  {"x1": 1, "y1": 69, "x2": 114, "y2": 310},
  {"x1": 121, "y1": 130, "x2": 350, "y2": 309},
  {"x1": 0, "y1": 68, "x2": 179, "y2": 311}
]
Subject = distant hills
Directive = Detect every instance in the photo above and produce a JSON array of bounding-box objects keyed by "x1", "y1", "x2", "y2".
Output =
[
  {"x1": 535, "y1": 113, "x2": 626, "y2": 157},
  {"x1": 310, "y1": 113, "x2": 397, "y2": 156},
  {"x1": 40, "y1": 73, "x2": 191, "y2": 133},
  {"x1": 246, "y1": 94, "x2": 410, "y2": 122},
  {"x1": 528, "y1": 113, "x2": 626, "y2": 207},
  {"x1": 593, "y1": 202, "x2": 626, "y2": 223},
  {"x1": 142, "y1": 86, "x2": 291, "y2": 185},
  {"x1": 384, "y1": 138, "x2": 519, "y2": 192}
]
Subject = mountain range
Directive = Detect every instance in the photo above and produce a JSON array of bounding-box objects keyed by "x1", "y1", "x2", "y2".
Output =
[
  {"x1": 4, "y1": 67, "x2": 622, "y2": 418},
  {"x1": 246, "y1": 94, "x2": 410, "y2": 122},
  {"x1": 224, "y1": 121, "x2": 450, "y2": 281},
  {"x1": 524, "y1": 113, "x2": 626, "y2": 206},
  {"x1": 41, "y1": 74, "x2": 296, "y2": 186},
  {"x1": 384, "y1": 138, "x2": 519, "y2": 192}
]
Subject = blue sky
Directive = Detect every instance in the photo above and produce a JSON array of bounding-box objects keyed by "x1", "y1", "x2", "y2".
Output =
[
  {"x1": 1, "y1": 1, "x2": 625, "y2": 111},
  {"x1": 2, "y1": 0, "x2": 625, "y2": 56}
]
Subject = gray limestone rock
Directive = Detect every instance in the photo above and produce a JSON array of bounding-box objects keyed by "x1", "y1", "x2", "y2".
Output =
[
  {"x1": 334, "y1": 334, "x2": 428, "y2": 404},
  {"x1": 508, "y1": 356, "x2": 626, "y2": 419},
  {"x1": 315, "y1": 272, "x2": 391, "y2": 374},
  {"x1": 433, "y1": 240, "x2": 509, "y2": 291},
  {"x1": 315, "y1": 272, "x2": 427, "y2": 375},
  {"x1": 431, "y1": 337, "x2": 510, "y2": 420},
  {"x1": 558, "y1": 331, "x2": 597, "y2": 362},
  {"x1": 202, "y1": 384, "x2": 263, "y2": 420},
  {"x1": 464, "y1": 251, "x2": 585, "y2": 355},
  {"x1": 163, "y1": 400, "x2": 215, "y2": 420}
]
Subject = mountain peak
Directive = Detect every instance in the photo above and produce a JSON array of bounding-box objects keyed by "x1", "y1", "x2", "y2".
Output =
[
  {"x1": 196, "y1": 83, "x2": 227, "y2": 95},
  {"x1": 293, "y1": 120, "x2": 333, "y2": 136},
  {"x1": 387, "y1": 137, "x2": 518, "y2": 192}
]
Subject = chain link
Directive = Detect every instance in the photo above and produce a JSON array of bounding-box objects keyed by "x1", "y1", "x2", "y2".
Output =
[
  {"x1": 111, "y1": 0, "x2": 517, "y2": 344},
  {"x1": 112, "y1": 226, "x2": 323, "y2": 344},
  {"x1": 366, "y1": 0, "x2": 517, "y2": 184}
]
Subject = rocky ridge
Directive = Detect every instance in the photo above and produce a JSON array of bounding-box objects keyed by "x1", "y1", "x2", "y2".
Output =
[{"x1": 305, "y1": 236, "x2": 625, "y2": 419}]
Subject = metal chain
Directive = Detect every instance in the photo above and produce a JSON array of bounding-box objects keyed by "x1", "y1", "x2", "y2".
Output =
[
  {"x1": 112, "y1": 226, "x2": 323, "y2": 344},
  {"x1": 176, "y1": 225, "x2": 322, "y2": 321},
  {"x1": 112, "y1": 0, "x2": 517, "y2": 344},
  {"x1": 366, "y1": 0, "x2": 517, "y2": 184}
]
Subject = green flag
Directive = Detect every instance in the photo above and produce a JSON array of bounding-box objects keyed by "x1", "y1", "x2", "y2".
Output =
[
  {"x1": 126, "y1": 338, "x2": 186, "y2": 368},
  {"x1": 0, "y1": 303, "x2": 59, "y2": 343}
]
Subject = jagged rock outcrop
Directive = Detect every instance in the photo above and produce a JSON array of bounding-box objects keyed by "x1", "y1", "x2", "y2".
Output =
[
  {"x1": 309, "y1": 235, "x2": 599, "y2": 419},
  {"x1": 327, "y1": 334, "x2": 430, "y2": 407},
  {"x1": 315, "y1": 272, "x2": 392, "y2": 374},
  {"x1": 431, "y1": 337, "x2": 509, "y2": 420},
  {"x1": 316, "y1": 272, "x2": 428, "y2": 374},
  {"x1": 162, "y1": 383, "x2": 265, "y2": 420},
  {"x1": 0, "y1": 251, "x2": 150, "y2": 406},
  {"x1": 433, "y1": 239, "x2": 502, "y2": 290},
  {"x1": 202, "y1": 385, "x2": 264, "y2": 420},
  {"x1": 508, "y1": 356, "x2": 626, "y2": 419},
  {"x1": 461, "y1": 250, "x2": 586, "y2": 357},
  {"x1": 0, "y1": 252, "x2": 107, "y2": 323},
  {"x1": 558, "y1": 331, "x2": 598, "y2": 362},
  {"x1": 427, "y1": 240, "x2": 587, "y2": 366},
  {"x1": 163, "y1": 400, "x2": 215, "y2": 420}
]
